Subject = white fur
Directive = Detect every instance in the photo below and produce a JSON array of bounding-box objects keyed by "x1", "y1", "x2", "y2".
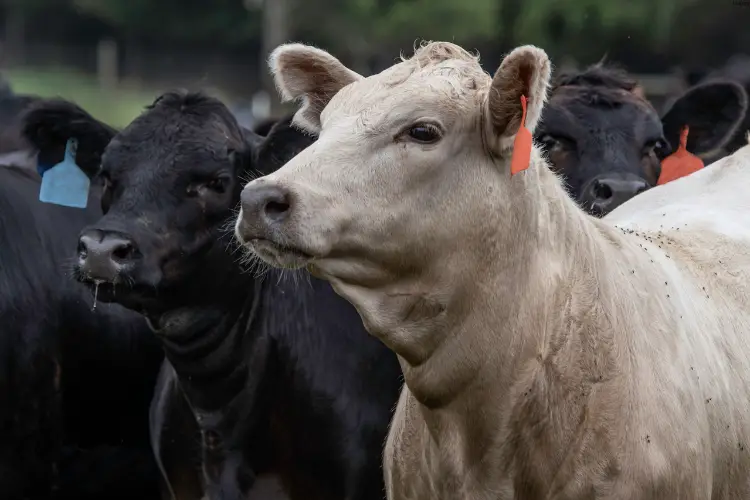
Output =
[{"x1": 240, "y1": 41, "x2": 750, "y2": 499}]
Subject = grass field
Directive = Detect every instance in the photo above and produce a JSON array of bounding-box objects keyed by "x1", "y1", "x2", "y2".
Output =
[{"x1": 5, "y1": 67, "x2": 160, "y2": 128}]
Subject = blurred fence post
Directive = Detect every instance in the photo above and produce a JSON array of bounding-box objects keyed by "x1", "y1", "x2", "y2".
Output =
[
  {"x1": 260, "y1": 0, "x2": 288, "y2": 115},
  {"x1": 251, "y1": 91, "x2": 272, "y2": 121},
  {"x1": 3, "y1": 0, "x2": 26, "y2": 67},
  {"x1": 97, "y1": 39, "x2": 119, "y2": 92}
]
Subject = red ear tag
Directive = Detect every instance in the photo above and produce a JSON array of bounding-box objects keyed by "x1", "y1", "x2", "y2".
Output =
[
  {"x1": 510, "y1": 95, "x2": 532, "y2": 176},
  {"x1": 657, "y1": 125, "x2": 704, "y2": 185}
]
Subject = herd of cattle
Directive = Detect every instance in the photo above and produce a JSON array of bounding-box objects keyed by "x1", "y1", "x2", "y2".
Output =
[{"x1": 0, "y1": 41, "x2": 749, "y2": 500}]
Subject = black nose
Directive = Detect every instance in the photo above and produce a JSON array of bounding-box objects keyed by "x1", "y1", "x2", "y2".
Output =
[
  {"x1": 239, "y1": 183, "x2": 292, "y2": 232},
  {"x1": 582, "y1": 175, "x2": 650, "y2": 216},
  {"x1": 77, "y1": 230, "x2": 139, "y2": 281}
]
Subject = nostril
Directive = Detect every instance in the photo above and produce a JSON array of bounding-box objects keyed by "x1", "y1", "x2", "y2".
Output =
[
  {"x1": 111, "y1": 243, "x2": 136, "y2": 261},
  {"x1": 593, "y1": 181, "x2": 613, "y2": 201},
  {"x1": 264, "y1": 199, "x2": 290, "y2": 219}
]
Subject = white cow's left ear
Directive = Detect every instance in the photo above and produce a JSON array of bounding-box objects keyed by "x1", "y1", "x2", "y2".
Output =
[
  {"x1": 269, "y1": 43, "x2": 363, "y2": 134},
  {"x1": 485, "y1": 45, "x2": 552, "y2": 153}
]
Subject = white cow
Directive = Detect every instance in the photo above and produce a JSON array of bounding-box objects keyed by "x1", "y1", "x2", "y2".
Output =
[{"x1": 235, "y1": 40, "x2": 750, "y2": 499}]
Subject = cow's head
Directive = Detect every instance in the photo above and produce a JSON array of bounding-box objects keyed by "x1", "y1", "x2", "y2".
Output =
[
  {"x1": 536, "y1": 64, "x2": 748, "y2": 216},
  {"x1": 21, "y1": 92, "x2": 316, "y2": 315}
]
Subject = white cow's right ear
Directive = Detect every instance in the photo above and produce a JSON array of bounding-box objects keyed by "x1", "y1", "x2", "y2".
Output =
[{"x1": 269, "y1": 43, "x2": 363, "y2": 134}]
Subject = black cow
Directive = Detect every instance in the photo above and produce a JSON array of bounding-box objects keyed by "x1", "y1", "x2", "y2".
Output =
[
  {"x1": 0, "y1": 164, "x2": 164, "y2": 499},
  {"x1": 535, "y1": 63, "x2": 748, "y2": 216},
  {"x1": 21, "y1": 91, "x2": 403, "y2": 500}
]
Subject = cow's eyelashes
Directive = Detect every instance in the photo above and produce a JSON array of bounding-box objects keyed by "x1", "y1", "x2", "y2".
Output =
[
  {"x1": 99, "y1": 173, "x2": 113, "y2": 213},
  {"x1": 187, "y1": 176, "x2": 230, "y2": 197},
  {"x1": 643, "y1": 138, "x2": 668, "y2": 158},
  {"x1": 399, "y1": 122, "x2": 443, "y2": 144},
  {"x1": 99, "y1": 172, "x2": 115, "y2": 192},
  {"x1": 205, "y1": 177, "x2": 227, "y2": 194},
  {"x1": 538, "y1": 133, "x2": 573, "y2": 151}
]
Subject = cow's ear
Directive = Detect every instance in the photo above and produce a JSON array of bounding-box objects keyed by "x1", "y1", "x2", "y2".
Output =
[
  {"x1": 269, "y1": 43, "x2": 363, "y2": 134},
  {"x1": 20, "y1": 98, "x2": 118, "y2": 179},
  {"x1": 660, "y1": 80, "x2": 748, "y2": 158},
  {"x1": 252, "y1": 117, "x2": 279, "y2": 137},
  {"x1": 253, "y1": 114, "x2": 317, "y2": 176},
  {"x1": 485, "y1": 45, "x2": 552, "y2": 153},
  {"x1": 230, "y1": 130, "x2": 260, "y2": 177}
]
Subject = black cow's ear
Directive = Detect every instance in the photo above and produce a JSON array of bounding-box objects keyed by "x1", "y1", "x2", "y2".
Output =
[
  {"x1": 254, "y1": 115, "x2": 317, "y2": 176},
  {"x1": 228, "y1": 146, "x2": 251, "y2": 173},
  {"x1": 20, "y1": 98, "x2": 118, "y2": 179},
  {"x1": 232, "y1": 127, "x2": 264, "y2": 175},
  {"x1": 660, "y1": 80, "x2": 748, "y2": 159}
]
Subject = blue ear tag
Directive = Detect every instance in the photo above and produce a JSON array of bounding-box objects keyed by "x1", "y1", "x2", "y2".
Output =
[{"x1": 38, "y1": 138, "x2": 90, "y2": 209}]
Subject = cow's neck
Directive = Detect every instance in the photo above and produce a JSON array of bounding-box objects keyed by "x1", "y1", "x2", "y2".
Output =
[
  {"x1": 339, "y1": 156, "x2": 631, "y2": 459},
  {"x1": 145, "y1": 270, "x2": 266, "y2": 416}
]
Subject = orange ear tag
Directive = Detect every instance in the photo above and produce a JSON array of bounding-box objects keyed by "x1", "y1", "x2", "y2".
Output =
[
  {"x1": 657, "y1": 125, "x2": 704, "y2": 185},
  {"x1": 510, "y1": 95, "x2": 532, "y2": 176}
]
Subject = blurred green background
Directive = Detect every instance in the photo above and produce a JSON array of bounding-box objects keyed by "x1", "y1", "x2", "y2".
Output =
[
  {"x1": 5, "y1": 67, "x2": 154, "y2": 126},
  {"x1": 0, "y1": 0, "x2": 748, "y2": 126}
]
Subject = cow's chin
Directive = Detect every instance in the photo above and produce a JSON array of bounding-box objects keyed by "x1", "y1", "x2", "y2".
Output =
[
  {"x1": 243, "y1": 238, "x2": 312, "y2": 270},
  {"x1": 74, "y1": 272, "x2": 162, "y2": 313}
]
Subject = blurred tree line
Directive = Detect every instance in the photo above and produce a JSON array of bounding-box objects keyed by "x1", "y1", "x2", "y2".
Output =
[{"x1": 1, "y1": 0, "x2": 748, "y2": 87}]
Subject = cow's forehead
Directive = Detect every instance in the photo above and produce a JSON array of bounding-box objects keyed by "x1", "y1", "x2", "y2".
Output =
[
  {"x1": 322, "y1": 59, "x2": 490, "y2": 126},
  {"x1": 102, "y1": 134, "x2": 231, "y2": 179},
  {"x1": 542, "y1": 88, "x2": 662, "y2": 137},
  {"x1": 105, "y1": 111, "x2": 240, "y2": 165}
]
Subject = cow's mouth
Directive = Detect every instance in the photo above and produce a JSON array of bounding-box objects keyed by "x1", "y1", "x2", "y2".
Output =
[
  {"x1": 75, "y1": 272, "x2": 160, "y2": 311},
  {"x1": 244, "y1": 238, "x2": 313, "y2": 270}
]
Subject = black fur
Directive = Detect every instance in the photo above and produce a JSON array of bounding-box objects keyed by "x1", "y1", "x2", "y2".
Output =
[
  {"x1": 20, "y1": 91, "x2": 402, "y2": 500},
  {"x1": 0, "y1": 164, "x2": 163, "y2": 499},
  {"x1": 536, "y1": 63, "x2": 748, "y2": 216}
]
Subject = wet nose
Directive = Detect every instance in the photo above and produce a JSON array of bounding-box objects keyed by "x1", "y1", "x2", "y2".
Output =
[
  {"x1": 237, "y1": 183, "x2": 292, "y2": 240},
  {"x1": 583, "y1": 176, "x2": 650, "y2": 216},
  {"x1": 240, "y1": 183, "x2": 291, "y2": 223},
  {"x1": 77, "y1": 230, "x2": 139, "y2": 281}
]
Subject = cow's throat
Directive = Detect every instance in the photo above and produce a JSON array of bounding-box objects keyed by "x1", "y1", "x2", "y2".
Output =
[{"x1": 147, "y1": 282, "x2": 264, "y2": 412}]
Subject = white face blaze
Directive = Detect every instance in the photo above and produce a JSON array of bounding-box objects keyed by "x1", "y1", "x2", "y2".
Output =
[{"x1": 235, "y1": 42, "x2": 552, "y2": 298}]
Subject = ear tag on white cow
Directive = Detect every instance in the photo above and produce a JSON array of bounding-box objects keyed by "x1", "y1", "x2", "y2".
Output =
[
  {"x1": 510, "y1": 95, "x2": 532, "y2": 176},
  {"x1": 39, "y1": 138, "x2": 90, "y2": 209}
]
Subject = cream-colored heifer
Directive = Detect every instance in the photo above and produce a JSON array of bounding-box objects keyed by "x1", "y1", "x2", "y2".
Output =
[{"x1": 235, "y1": 41, "x2": 750, "y2": 499}]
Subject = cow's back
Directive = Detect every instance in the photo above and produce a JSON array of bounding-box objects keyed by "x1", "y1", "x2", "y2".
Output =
[
  {"x1": 603, "y1": 143, "x2": 750, "y2": 497},
  {"x1": 606, "y1": 141, "x2": 750, "y2": 240},
  {"x1": 0, "y1": 165, "x2": 163, "y2": 499}
]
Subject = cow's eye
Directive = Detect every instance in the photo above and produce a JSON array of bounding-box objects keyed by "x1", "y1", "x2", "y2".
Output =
[
  {"x1": 404, "y1": 123, "x2": 442, "y2": 144},
  {"x1": 205, "y1": 177, "x2": 227, "y2": 194},
  {"x1": 644, "y1": 139, "x2": 668, "y2": 159},
  {"x1": 98, "y1": 170, "x2": 110, "y2": 186},
  {"x1": 98, "y1": 173, "x2": 113, "y2": 212},
  {"x1": 538, "y1": 134, "x2": 562, "y2": 151},
  {"x1": 187, "y1": 176, "x2": 229, "y2": 197}
]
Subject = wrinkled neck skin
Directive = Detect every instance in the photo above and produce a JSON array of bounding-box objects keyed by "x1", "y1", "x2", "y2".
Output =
[
  {"x1": 146, "y1": 287, "x2": 262, "y2": 413},
  {"x1": 320, "y1": 151, "x2": 621, "y2": 459},
  {"x1": 144, "y1": 245, "x2": 274, "y2": 445},
  {"x1": 145, "y1": 241, "x2": 277, "y2": 498}
]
